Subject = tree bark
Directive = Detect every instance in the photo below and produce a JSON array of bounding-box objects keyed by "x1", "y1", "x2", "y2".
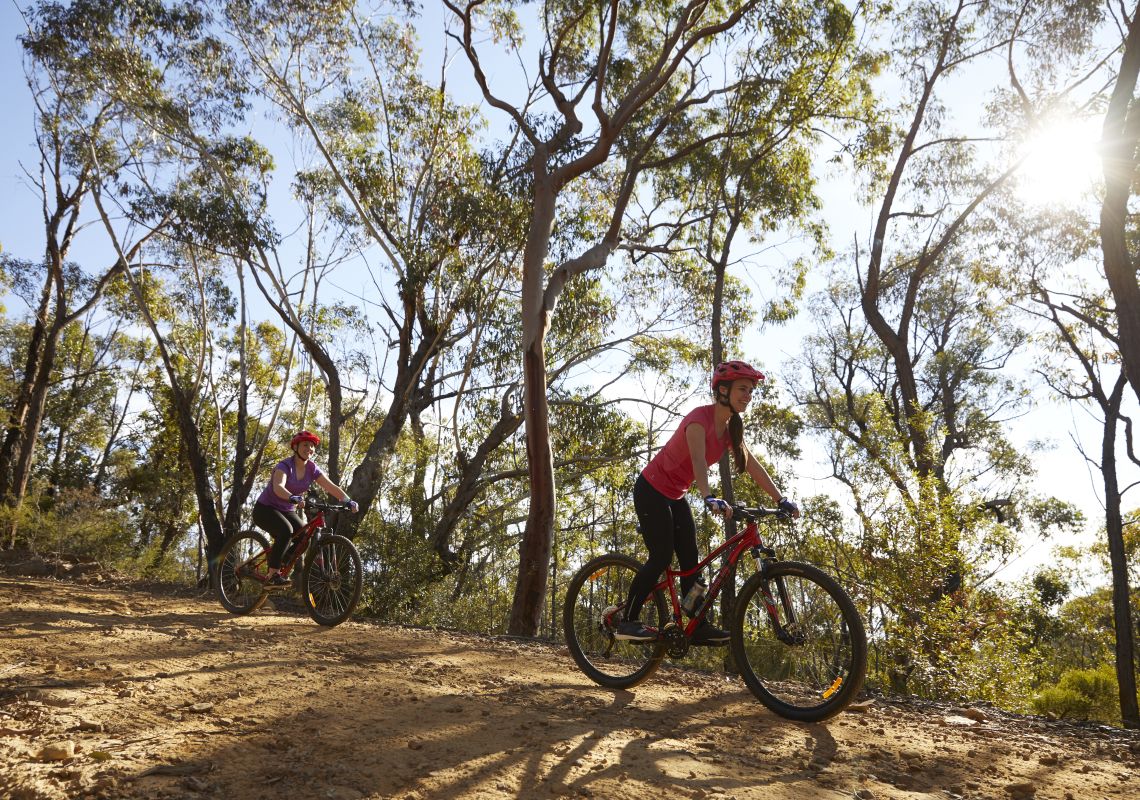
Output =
[
  {"x1": 509, "y1": 339, "x2": 556, "y2": 635},
  {"x1": 0, "y1": 268, "x2": 52, "y2": 503},
  {"x1": 710, "y1": 241, "x2": 739, "y2": 662},
  {"x1": 223, "y1": 263, "x2": 252, "y2": 540},
  {"x1": 509, "y1": 161, "x2": 558, "y2": 636},
  {"x1": 1099, "y1": 1, "x2": 1140, "y2": 408},
  {"x1": 1101, "y1": 376, "x2": 1139, "y2": 728}
]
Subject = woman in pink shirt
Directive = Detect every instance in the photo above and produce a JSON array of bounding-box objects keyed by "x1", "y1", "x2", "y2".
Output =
[
  {"x1": 617, "y1": 361, "x2": 800, "y2": 643},
  {"x1": 252, "y1": 431, "x2": 357, "y2": 587}
]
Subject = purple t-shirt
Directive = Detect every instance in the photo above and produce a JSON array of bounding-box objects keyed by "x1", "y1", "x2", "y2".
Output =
[{"x1": 256, "y1": 458, "x2": 323, "y2": 512}]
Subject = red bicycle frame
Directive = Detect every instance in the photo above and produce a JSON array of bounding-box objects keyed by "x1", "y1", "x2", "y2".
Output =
[
  {"x1": 652, "y1": 507, "x2": 785, "y2": 638},
  {"x1": 274, "y1": 506, "x2": 332, "y2": 579}
]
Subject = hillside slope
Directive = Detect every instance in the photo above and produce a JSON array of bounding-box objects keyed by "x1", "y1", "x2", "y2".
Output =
[{"x1": 2, "y1": 574, "x2": 1139, "y2": 800}]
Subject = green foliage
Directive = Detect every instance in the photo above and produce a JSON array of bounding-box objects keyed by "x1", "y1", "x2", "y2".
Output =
[
  {"x1": 0, "y1": 486, "x2": 134, "y2": 565},
  {"x1": 1033, "y1": 685, "x2": 1096, "y2": 720},
  {"x1": 1033, "y1": 665, "x2": 1131, "y2": 724}
]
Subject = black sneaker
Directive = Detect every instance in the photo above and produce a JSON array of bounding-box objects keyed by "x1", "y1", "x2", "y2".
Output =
[
  {"x1": 614, "y1": 620, "x2": 658, "y2": 642},
  {"x1": 691, "y1": 620, "x2": 730, "y2": 646},
  {"x1": 264, "y1": 573, "x2": 289, "y2": 590}
]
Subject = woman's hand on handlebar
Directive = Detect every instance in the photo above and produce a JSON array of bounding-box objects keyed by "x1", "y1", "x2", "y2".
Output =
[
  {"x1": 777, "y1": 497, "x2": 800, "y2": 519},
  {"x1": 704, "y1": 495, "x2": 732, "y2": 519}
]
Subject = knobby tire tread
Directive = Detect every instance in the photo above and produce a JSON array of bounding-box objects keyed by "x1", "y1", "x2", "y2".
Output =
[
  {"x1": 563, "y1": 552, "x2": 667, "y2": 690},
  {"x1": 731, "y1": 560, "x2": 866, "y2": 722},
  {"x1": 300, "y1": 534, "x2": 363, "y2": 627},
  {"x1": 213, "y1": 530, "x2": 271, "y2": 616}
]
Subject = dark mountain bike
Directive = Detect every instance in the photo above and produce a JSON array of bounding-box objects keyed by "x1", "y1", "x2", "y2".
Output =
[
  {"x1": 213, "y1": 496, "x2": 363, "y2": 627},
  {"x1": 563, "y1": 503, "x2": 867, "y2": 722}
]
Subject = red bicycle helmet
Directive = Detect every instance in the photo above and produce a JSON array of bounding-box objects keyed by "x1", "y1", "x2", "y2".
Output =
[
  {"x1": 290, "y1": 430, "x2": 321, "y2": 448},
  {"x1": 711, "y1": 360, "x2": 765, "y2": 392}
]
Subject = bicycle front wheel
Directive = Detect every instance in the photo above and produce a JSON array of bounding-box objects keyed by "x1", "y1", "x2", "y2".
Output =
[
  {"x1": 301, "y1": 534, "x2": 363, "y2": 627},
  {"x1": 732, "y1": 561, "x2": 866, "y2": 722},
  {"x1": 563, "y1": 553, "x2": 667, "y2": 690},
  {"x1": 213, "y1": 530, "x2": 271, "y2": 615}
]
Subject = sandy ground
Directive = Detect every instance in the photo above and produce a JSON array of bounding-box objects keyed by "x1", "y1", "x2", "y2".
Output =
[{"x1": 2, "y1": 573, "x2": 1140, "y2": 800}]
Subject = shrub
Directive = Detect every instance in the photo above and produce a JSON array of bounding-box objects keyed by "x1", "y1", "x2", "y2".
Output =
[
  {"x1": 0, "y1": 487, "x2": 134, "y2": 565},
  {"x1": 1033, "y1": 665, "x2": 1127, "y2": 724},
  {"x1": 1032, "y1": 686, "x2": 1093, "y2": 720}
]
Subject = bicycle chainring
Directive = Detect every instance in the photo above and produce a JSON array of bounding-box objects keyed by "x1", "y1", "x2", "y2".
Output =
[{"x1": 661, "y1": 622, "x2": 689, "y2": 659}]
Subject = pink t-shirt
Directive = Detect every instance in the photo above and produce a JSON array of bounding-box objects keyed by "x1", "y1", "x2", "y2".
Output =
[{"x1": 641, "y1": 404, "x2": 728, "y2": 500}]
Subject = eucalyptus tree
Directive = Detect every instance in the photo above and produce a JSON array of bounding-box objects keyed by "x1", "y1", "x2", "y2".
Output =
[
  {"x1": 855, "y1": 0, "x2": 1107, "y2": 487},
  {"x1": 445, "y1": 0, "x2": 879, "y2": 635},
  {"x1": 1099, "y1": 1, "x2": 1140, "y2": 407},
  {"x1": 221, "y1": 0, "x2": 527, "y2": 533},
  {"x1": 0, "y1": 71, "x2": 141, "y2": 545},
  {"x1": 1028, "y1": 280, "x2": 1140, "y2": 726},
  {"x1": 793, "y1": 0, "x2": 1113, "y2": 695},
  {"x1": 18, "y1": 0, "x2": 259, "y2": 563},
  {"x1": 1001, "y1": 181, "x2": 1140, "y2": 724}
]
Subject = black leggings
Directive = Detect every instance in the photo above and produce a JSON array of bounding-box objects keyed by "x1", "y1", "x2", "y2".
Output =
[
  {"x1": 625, "y1": 474, "x2": 701, "y2": 621},
  {"x1": 252, "y1": 502, "x2": 304, "y2": 568}
]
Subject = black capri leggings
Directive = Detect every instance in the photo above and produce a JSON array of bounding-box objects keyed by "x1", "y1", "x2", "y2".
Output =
[
  {"x1": 624, "y1": 474, "x2": 701, "y2": 622},
  {"x1": 252, "y1": 501, "x2": 305, "y2": 568}
]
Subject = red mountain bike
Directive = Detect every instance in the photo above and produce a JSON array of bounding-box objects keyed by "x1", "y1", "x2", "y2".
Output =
[
  {"x1": 212, "y1": 496, "x2": 363, "y2": 627},
  {"x1": 563, "y1": 504, "x2": 867, "y2": 722}
]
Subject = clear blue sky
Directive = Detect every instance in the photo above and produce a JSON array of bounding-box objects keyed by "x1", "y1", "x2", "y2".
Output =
[{"x1": 1, "y1": 3, "x2": 45, "y2": 261}]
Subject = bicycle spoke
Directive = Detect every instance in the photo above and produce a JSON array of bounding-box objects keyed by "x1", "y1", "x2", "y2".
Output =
[
  {"x1": 733, "y1": 562, "x2": 866, "y2": 722},
  {"x1": 563, "y1": 553, "x2": 666, "y2": 690},
  {"x1": 302, "y1": 535, "x2": 362, "y2": 627},
  {"x1": 214, "y1": 531, "x2": 271, "y2": 615}
]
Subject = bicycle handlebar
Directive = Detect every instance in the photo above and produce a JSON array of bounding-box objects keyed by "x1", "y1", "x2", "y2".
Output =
[
  {"x1": 731, "y1": 504, "x2": 794, "y2": 523},
  {"x1": 303, "y1": 496, "x2": 354, "y2": 513}
]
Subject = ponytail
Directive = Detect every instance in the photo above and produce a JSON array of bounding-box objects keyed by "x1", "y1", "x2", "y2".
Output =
[{"x1": 729, "y1": 411, "x2": 745, "y2": 473}]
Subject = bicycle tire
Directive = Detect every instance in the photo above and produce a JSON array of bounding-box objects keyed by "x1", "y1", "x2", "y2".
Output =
[
  {"x1": 731, "y1": 560, "x2": 866, "y2": 722},
  {"x1": 300, "y1": 534, "x2": 362, "y2": 627},
  {"x1": 213, "y1": 530, "x2": 271, "y2": 615},
  {"x1": 563, "y1": 552, "x2": 668, "y2": 690}
]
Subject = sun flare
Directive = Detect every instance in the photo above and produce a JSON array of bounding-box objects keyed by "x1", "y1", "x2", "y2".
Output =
[{"x1": 1016, "y1": 117, "x2": 1103, "y2": 208}]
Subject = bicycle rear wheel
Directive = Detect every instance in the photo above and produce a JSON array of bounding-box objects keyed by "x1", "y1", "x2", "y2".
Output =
[
  {"x1": 563, "y1": 552, "x2": 667, "y2": 690},
  {"x1": 213, "y1": 530, "x2": 271, "y2": 615},
  {"x1": 301, "y1": 534, "x2": 362, "y2": 627},
  {"x1": 732, "y1": 560, "x2": 866, "y2": 722}
]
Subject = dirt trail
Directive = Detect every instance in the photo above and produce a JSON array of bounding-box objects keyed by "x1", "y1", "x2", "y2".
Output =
[{"x1": 2, "y1": 574, "x2": 1139, "y2": 800}]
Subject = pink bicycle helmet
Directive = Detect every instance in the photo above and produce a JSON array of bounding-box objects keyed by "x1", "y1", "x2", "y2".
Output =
[
  {"x1": 711, "y1": 360, "x2": 765, "y2": 392},
  {"x1": 290, "y1": 430, "x2": 321, "y2": 448}
]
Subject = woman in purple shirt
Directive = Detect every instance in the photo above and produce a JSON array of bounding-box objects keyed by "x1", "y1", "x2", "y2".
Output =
[
  {"x1": 252, "y1": 431, "x2": 357, "y2": 587},
  {"x1": 617, "y1": 361, "x2": 800, "y2": 643}
]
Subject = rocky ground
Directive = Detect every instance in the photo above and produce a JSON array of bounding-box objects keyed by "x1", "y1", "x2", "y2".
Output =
[{"x1": 2, "y1": 560, "x2": 1140, "y2": 800}]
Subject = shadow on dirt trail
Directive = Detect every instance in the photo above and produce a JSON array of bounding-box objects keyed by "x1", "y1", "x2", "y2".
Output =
[{"x1": 2, "y1": 575, "x2": 1139, "y2": 800}]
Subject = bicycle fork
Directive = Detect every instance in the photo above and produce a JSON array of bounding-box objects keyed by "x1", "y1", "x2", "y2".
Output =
[{"x1": 754, "y1": 557, "x2": 805, "y2": 647}]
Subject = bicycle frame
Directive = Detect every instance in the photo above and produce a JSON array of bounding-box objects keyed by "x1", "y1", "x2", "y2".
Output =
[
  {"x1": 276, "y1": 507, "x2": 331, "y2": 578},
  {"x1": 651, "y1": 507, "x2": 787, "y2": 639}
]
